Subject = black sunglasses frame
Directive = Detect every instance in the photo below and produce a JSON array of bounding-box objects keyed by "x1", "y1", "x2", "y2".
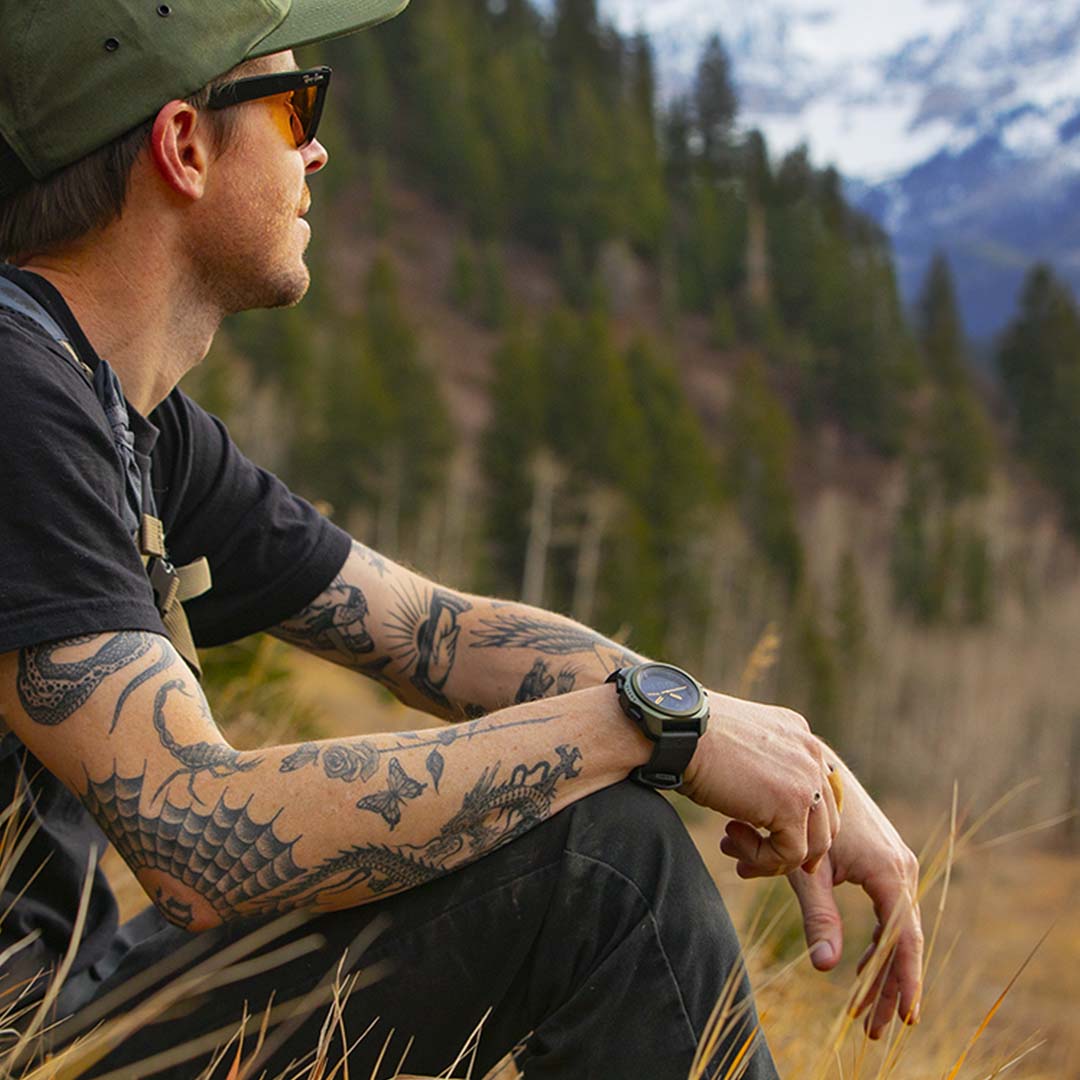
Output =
[{"x1": 207, "y1": 66, "x2": 332, "y2": 149}]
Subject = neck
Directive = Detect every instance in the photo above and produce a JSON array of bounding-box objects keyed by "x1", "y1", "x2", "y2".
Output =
[{"x1": 20, "y1": 229, "x2": 221, "y2": 415}]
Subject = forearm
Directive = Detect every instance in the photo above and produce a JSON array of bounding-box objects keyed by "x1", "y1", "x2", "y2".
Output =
[
  {"x1": 109, "y1": 685, "x2": 649, "y2": 931},
  {"x1": 272, "y1": 542, "x2": 646, "y2": 721},
  {"x1": 404, "y1": 590, "x2": 647, "y2": 718}
]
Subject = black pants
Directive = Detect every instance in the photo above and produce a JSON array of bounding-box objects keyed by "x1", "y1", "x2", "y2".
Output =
[{"x1": 60, "y1": 782, "x2": 779, "y2": 1079}]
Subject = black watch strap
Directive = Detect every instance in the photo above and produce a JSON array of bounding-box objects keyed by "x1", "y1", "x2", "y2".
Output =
[
  {"x1": 632, "y1": 733, "x2": 700, "y2": 790},
  {"x1": 608, "y1": 665, "x2": 704, "y2": 790}
]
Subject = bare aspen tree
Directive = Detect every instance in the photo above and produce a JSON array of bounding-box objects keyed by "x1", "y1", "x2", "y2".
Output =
[
  {"x1": 572, "y1": 487, "x2": 618, "y2": 625},
  {"x1": 522, "y1": 450, "x2": 561, "y2": 606},
  {"x1": 438, "y1": 452, "x2": 472, "y2": 587}
]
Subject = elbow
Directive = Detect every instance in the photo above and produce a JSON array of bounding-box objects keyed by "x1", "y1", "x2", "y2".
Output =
[{"x1": 142, "y1": 874, "x2": 224, "y2": 934}]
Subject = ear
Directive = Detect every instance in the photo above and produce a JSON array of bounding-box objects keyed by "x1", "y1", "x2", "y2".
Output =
[{"x1": 148, "y1": 101, "x2": 214, "y2": 201}]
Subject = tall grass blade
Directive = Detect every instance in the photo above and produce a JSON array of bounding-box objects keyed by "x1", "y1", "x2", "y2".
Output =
[{"x1": 942, "y1": 923, "x2": 1056, "y2": 1080}]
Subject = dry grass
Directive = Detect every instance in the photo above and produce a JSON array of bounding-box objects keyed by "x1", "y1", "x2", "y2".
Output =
[
  {"x1": 10, "y1": 470, "x2": 1080, "y2": 1076},
  {"x1": 676, "y1": 793, "x2": 1080, "y2": 1080},
  {"x1": 271, "y1": 646, "x2": 1080, "y2": 1080}
]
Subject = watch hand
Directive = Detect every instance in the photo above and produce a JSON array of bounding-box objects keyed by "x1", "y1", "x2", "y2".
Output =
[{"x1": 652, "y1": 686, "x2": 689, "y2": 702}]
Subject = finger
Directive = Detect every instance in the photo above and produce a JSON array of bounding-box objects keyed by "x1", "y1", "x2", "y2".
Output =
[
  {"x1": 788, "y1": 859, "x2": 843, "y2": 971},
  {"x1": 868, "y1": 953, "x2": 901, "y2": 1039},
  {"x1": 802, "y1": 789, "x2": 833, "y2": 875},
  {"x1": 826, "y1": 764, "x2": 844, "y2": 814},
  {"x1": 865, "y1": 887, "x2": 923, "y2": 1027},
  {"x1": 722, "y1": 820, "x2": 799, "y2": 877},
  {"x1": 894, "y1": 917, "x2": 924, "y2": 1026},
  {"x1": 720, "y1": 820, "x2": 763, "y2": 863},
  {"x1": 854, "y1": 940, "x2": 892, "y2": 1021},
  {"x1": 823, "y1": 767, "x2": 841, "y2": 842}
]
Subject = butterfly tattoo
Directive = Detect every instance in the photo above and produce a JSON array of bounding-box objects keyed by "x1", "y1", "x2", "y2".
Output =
[{"x1": 355, "y1": 757, "x2": 428, "y2": 830}]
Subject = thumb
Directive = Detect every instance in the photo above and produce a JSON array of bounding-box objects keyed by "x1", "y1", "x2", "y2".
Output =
[{"x1": 788, "y1": 857, "x2": 844, "y2": 971}]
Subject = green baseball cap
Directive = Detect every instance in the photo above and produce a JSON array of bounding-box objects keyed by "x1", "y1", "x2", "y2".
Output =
[{"x1": 0, "y1": 0, "x2": 409, "y2": 197}]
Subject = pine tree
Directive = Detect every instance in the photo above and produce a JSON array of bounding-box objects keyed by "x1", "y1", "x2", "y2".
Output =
[
  {"x1": 918, "y1": 252, "x2": 966, "y2": 385},
  {"x1": 364, "y1": 253, "x2": 455, "y2": 525},
  {"x1": 482, "y1": 328, "x2": 547, "y2": 589},
  {"x1": 915, "y1": 252, "x2": 994, "y2": 500},
  {"x1": 693, "y1": 34, "x2": 738, "y2": 174},
  {"x1": 550, "y1": 0, "x2": 619, "y2": 107},
  {"x1": 727, "y1": 357, "x2": 803, "y2": 592},
  {"x1": 999, "y1": 264, "x2": 1080, "y2": 535},
  {"x1": 662, "y1": 95, "x2": 695, "y2": 195},
  {"x1": 628, "y1": 32, "x2": 658, "y2": 135},
  {"x1": 891, "y1": 464, "x2": 947, "y2": 622}
]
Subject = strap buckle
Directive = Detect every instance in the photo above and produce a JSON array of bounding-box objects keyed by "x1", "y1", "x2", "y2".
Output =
[{"x1": 147, "y1": 556, "x2": 181, "y2": 614}]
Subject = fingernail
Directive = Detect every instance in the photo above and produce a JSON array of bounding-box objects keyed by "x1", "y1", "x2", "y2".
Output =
[
  {"x1": 810, "y1": 941, "x2": 833, "y2": 966},
  {"x1": 912, "y1": 1002, "x2": 921, "y2": 1024}
]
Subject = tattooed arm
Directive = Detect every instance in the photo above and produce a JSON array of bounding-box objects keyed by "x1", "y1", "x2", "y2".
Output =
[
  {"x1": 272, "y1": 540, "x2": 645, "y2": 721},
  {"x1": 0, "y1": 632, "x2": 656, "y2": 932}
]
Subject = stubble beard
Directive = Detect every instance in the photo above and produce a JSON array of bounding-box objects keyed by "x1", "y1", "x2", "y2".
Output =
[{"x1": 191, "y1": 203, "x2": 311, "y2": 317}]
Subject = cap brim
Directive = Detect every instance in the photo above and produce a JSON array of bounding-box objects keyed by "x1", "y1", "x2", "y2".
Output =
[{"x1": 249, "y1": 0, "x2": 409, "y2": 59}]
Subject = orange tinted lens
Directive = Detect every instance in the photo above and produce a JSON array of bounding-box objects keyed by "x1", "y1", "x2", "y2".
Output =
[{"x1": 285, "y1": 85, "x2": 317, "y2": 147}]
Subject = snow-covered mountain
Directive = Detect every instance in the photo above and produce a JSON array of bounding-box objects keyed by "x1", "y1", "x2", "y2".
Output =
[{"x1": 590, "y1": 0, "x2": 1080, "y2": 340}]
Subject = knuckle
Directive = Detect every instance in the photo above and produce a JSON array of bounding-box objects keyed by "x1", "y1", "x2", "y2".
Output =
[
  {"x1": 901, "y1": 849, "x2": 920, "y2": 882},
  {"x1": 788, "y1": 709, "x2": 811, "y2": 733}
]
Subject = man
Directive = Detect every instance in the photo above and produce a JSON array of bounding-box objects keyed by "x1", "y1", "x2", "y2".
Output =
[{"x1": 0, "y1": 2, "x2": 922, "y2": 1077}]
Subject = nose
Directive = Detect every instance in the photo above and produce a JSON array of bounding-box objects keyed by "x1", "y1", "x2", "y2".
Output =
[{"x1": 302, "y1": 137, "x2": 329, "y2": 175}]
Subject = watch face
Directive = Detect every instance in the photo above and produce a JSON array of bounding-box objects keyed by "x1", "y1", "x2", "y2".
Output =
[{"x1": 631, "y1": 664, "x2": 703, "y2": 717}]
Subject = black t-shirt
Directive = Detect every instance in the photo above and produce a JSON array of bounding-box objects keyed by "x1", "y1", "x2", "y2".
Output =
[{"x1": 0, "y1": 265, "x2": 352, "y2": 995}]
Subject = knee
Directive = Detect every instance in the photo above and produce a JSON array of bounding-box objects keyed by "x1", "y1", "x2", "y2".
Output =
[{"x1": 561, "y1": 780, "x2": 719, "y2": 916}]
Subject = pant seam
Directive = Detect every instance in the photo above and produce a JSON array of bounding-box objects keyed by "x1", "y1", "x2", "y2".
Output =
[{"x1": 562, "y1": 848, "x2": 700, "y2": 1051}]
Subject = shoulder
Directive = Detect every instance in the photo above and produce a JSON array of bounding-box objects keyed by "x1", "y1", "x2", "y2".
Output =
[{"x1": 0, "y1": 311, "x2": 110, "y2": 450}]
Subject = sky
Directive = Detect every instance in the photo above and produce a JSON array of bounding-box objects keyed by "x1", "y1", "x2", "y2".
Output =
[
  {"x1": 591, "y1": 0, "x2": 1080, "y2": 181},
  {"x1": 600, "y1": 0, "x2": 971, "y2": 179}
]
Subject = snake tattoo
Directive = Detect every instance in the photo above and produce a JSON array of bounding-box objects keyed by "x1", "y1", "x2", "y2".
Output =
[{"x1": 17, "y1": 633, "x2": 159, "y2": 727}]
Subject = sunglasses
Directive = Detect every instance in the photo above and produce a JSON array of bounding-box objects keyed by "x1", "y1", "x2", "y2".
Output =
[{"x1": 207, "y1": 66, "x2": 332, "y2": 149}]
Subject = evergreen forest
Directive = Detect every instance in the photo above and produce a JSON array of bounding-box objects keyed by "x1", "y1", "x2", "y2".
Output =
[{"x1": 188, "y1": 0, "x2": 1080, "y2": 824}]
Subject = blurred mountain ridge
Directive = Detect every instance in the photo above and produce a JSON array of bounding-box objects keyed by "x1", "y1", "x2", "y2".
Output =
[{"x1": 569, "y1": 0, "x2": 1080, "y2": 339}]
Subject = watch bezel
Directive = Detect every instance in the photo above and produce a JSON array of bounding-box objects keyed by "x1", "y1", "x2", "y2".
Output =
[{"x1": 619, "y1": 663, "x2": 709, "y2": 739}]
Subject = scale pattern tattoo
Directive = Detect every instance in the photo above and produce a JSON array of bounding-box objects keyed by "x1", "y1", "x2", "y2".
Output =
[
  {"x1": 110, "y1": 637, "x2": 173, "y2": 732},
  {"x1": 83, "y1": 767, "x2": 306, "y2": 921},
  {"x1": 426, "y1": 745, "x2": 583, "y2": 861},
  {"x1": 17, "y1": 633, "x2": 157, "y2": 727},
  {"x1": 470, "y1": 615, "x2": 637, "y2": 672},
  {"x1": 83, "y1": 743, "x2": 584, "y2": 920},
  {"x1": 385, "y1": 582, "x2": 472, "y2": 708},
  {"x1": 251, "y1": 844, "x2": 444, "y2": 911},
  {"x1": 152, "y1": 679, "x2": 262, "y2": 802}
]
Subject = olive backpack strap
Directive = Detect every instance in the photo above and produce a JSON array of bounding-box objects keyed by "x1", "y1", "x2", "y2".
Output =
[{"x1": 0, "y1": 273, "x2": 211, "y2": 677}]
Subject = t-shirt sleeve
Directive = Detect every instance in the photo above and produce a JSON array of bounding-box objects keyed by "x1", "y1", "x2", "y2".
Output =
[
  {"x1": 0, "y1": 321, "x2": 166, "y2": 654},
  {"x1": 151, "y1": 390, "x2": 352, "y2": 648}
]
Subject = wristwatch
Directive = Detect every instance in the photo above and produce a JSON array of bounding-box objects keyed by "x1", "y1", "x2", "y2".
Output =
[{"x1": 606, "y1": 663, "x2": 709, "y2": 789}]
